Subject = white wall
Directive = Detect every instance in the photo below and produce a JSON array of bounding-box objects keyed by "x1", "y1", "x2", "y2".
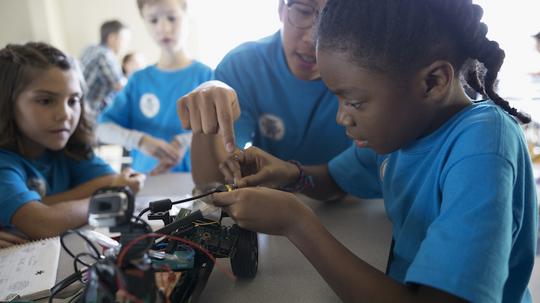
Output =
[
  {"x1": 473, "y1": 0, "x2": 540, "y2": 101},
  {"x1": 0, "y1": 0, "x2": 280, "y2": 68},
  {"x1": 0, "y1": 0, "x2": 34, "y2": 44}
]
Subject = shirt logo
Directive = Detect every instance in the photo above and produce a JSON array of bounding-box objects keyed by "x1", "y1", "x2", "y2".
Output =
[
  {"x1": 139, "y1": 93, "x2": 160, "y2": 118},
  {"x1": 258, "y1": 114, "x2": 285, "y2": 141}
]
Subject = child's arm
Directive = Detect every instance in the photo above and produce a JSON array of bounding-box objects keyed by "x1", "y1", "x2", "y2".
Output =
[
  {"x1": 96, "y1": 123, "x2": 180, "y2": 166},
  {"x1": 42, "y1": 172, "x2": 145, "y2": 205},
  {"x1": 213, "y1": 188, "x2": 466, "y2": 303},
  {"x1": 11, "y1": 199, "x2": 90, "y2": 239}
]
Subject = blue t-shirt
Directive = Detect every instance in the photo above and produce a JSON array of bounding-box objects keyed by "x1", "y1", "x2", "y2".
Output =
[
  {"x1": 99, "y1": 61, "x2": 214, "y2": 173},
  {"x1": 0, "y1": 149, "x2": 115, "y2": 226},
  {"x1": 216, "y1": 31, "x2": 351, "y2": 165},
  {"x1": 328, "y1": 101, "x2": 538, "y2": 302}
]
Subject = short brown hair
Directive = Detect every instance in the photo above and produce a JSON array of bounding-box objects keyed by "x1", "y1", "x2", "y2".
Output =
[
  {"x1": 0, "y1": 42, "x2": 96, "y2": 160},
  {"x1": 136, "y1": 0, "x2": 186, "y2": 14},
  {"x1": 100, "y1": 20, "x2": 127, "y2": 45}
]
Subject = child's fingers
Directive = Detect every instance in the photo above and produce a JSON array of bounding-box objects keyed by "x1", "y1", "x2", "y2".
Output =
[
  {"x1": 235, "y1": 173, "x2": 267, "y2": 188},
  {"x1": 211, "y1": 191, "x2": 237, "y2": 207},
  {"x1": 177, "y1": 96, "x2": 191, "y2": 130},
  {"x1": 150, "y1": 161, "x2": 172, "y2": 176},
  {"x1": 218, "y1": 162, "x2": 235, "y2": 183},
  {"x1": 199, "y1": 98, "x2": 219, "y2": 134},
  {"x1": 215, "y1": 93, "x2": 237, "y2": 154},
  {"x1": 0, "y1": 231, "x2": 28, "y2": 244},
  {"x1": 189, "y1": 93, "x2": 206, "y2": 134},
  {"x1": 158, "y1": 144, "x2": 180, "y2": 163}
]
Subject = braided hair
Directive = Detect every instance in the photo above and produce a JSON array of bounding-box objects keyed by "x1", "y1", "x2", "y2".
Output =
[
  {"x1": 0, "y1": 42, "x2": 95, "y2": 160},
  {"x1": 317, "y1": 0, "x2": 530, "y2": 123}
]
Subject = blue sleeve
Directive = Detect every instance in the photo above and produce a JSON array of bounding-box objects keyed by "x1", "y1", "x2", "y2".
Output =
[
  {"x1": 215, "y1": 57, "x2": 256, "y2": 149},
  {"x1": 405, "y1": 155, "x2": 515, "y2": 302},
  {"x1": 327, "y1": 146, "x2": 383, "y2": 198},
  {"x1": 98, "y1": 75, "x2": 136, "y2": 128},
  {"x1": 0, "y1": 166, "x2": 41, "y2": 226},
  {"x1": 68, "y1": 154, "x2": 116, "y2": 186}
]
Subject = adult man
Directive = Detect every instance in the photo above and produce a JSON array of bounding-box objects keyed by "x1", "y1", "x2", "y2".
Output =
[{"x1": 80, "y1": 20, "x2": 130, "y2": 113}]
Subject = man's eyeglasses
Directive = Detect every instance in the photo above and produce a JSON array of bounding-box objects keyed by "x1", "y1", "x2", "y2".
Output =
[{"x1": 284, "y1": 0, "x2": 319, "y2": 30}]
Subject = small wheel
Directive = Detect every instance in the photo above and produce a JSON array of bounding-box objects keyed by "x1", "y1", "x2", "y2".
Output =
[{"x1": 230, "y1": 225, "x2": 258, "y2": 279}]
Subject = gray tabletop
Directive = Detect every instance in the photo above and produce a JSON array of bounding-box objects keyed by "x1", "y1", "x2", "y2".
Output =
[{"x1": 138, "y1": 174, "x2": 393, "y2": 303}]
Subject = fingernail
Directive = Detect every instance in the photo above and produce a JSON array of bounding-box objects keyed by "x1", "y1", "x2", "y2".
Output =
[{"x1": 226, "y1": 143, "x2": 234, "y2": 153}]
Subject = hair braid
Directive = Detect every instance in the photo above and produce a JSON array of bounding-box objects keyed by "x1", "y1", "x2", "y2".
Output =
[
  {"x1": 318, "y1": 0, "x2": 530, "y2": 123},
  {"x1": 428, "y1": 0, "x2": 530, "y2": 123}
]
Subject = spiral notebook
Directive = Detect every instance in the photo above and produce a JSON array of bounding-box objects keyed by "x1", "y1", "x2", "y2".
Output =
[{"x1": 0, "y1": 236, "x2": 61, "y2": 301}]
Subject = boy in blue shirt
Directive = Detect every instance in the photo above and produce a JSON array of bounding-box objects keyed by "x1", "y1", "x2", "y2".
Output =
[
  {"x1": 211, "y1": 0, "x2": 538, "y2": 302},
  {"x1": 177, "y1": 0, "x2": 351, "y2": 185},
  {"x1": 98, "y1": 0, "x2": 213, "y2": 175}
]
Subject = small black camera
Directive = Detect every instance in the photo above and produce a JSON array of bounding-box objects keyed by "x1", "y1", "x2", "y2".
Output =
[{"x1": 88, "y1": 186, "x2": 134, "y2": 228}]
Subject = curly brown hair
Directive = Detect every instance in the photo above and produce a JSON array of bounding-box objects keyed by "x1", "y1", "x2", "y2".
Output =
[{"x1": 0, "y1": 42, "x2": 96, "y2": 160}]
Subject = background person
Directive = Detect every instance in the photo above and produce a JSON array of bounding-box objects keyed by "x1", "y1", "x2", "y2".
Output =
[
  {"x1": 80, "y1": 20, "x2": 130, "y2": 114},
  {"x1": 178, "y1": 0, "x2": 351, "y2": 186},
  {"x1": 97, "y1": 0, "x2": 213, "y2": 175}
]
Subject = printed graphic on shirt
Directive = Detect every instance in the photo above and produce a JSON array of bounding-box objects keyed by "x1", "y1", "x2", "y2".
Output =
[
  {"x1": 139, "y1": 93, "x2": 160, "y2": 118},
  {"x1": 27, "y1": 177, "x2": 46, "y2": 198},
  {"x1": 379, "y1": 157, "x2": 389, "y2": 182},
  {"x1": 258, "y1": 114, "x2": 285, "y2": 141}
]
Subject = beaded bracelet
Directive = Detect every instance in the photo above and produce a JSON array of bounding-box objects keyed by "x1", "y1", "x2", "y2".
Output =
[{"x1": 280, "y1": 160, "x2": 314, "y2": 192}]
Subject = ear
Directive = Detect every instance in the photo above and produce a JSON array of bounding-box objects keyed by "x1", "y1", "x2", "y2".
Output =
[
  {"x1": 417, "y1": 60, "x2": 455, "y2": 102},
  {"x1": 278, "y1": 0, "x2": 285, "y2": 23}
]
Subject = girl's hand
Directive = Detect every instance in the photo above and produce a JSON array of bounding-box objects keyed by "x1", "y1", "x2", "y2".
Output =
[
  {"x1": 139, "y1": 135, "x2": 180, "y2": 164},
  {"x1": 113, "y1": 168, "x2": 146, "y2": 193},
  {"x1": 0, "y1": 230, "x2": 28, "y2": 248},
  {"x1": 212, "y1": 187, "x2": 317, "y2": 237},
  {"x1": 149, "y1": 134, "x2": 192, "y2": 175},
  {"x1": 177, "y1": 80, "x2": 240, "y2": 154},
  {"x1": 219, "y1": 146, "x2": 300, "y2": 189}
]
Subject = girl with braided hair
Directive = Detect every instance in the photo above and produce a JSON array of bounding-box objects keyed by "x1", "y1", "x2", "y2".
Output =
[
  {"x1": 209, "y1": 0, "x2": 538, "y2": 302},
  {"x1": 0, "y1": 42, "x2": 145, "y2": 241}
]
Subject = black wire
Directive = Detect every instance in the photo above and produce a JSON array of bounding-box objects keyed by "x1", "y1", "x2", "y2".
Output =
[
  {"x1": 48, "y1": 270, "x2": 83, "y2": 303},
  {"x1": 73, "y1": 252, "x2": 98, "y2": 277},
  {"x1": 136, "y1": 188, "x2": 219, "y2": 221},
  {"x1": 60, "y1": 229, "x2": 100, "y2": 260},
  {"x1": 136, "y1": 206, "x2": 151, "y2": 221},
  {"x1": 50, "y1": 230, "x2": 101, "y2": 302},
  {"x1": 132, "y1": 215, "x2": 153, "y2": 233},
  {"x1": 171, "y1": 189, "x2": 219, "y2": 206}
]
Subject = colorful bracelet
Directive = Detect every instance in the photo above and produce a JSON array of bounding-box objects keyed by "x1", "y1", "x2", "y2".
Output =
[{"x1": 280, "y1": 160, "x2": 314, "y2": 192}]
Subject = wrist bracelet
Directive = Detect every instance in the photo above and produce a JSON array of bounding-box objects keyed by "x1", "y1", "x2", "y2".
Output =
[{"x1": 280, "y1": 160, "x2": 314, "y2": 192}]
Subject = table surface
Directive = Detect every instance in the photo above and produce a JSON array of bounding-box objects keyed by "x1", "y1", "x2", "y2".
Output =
[{"x1": 137, "y1": 173, "x2": 393, "y2": 302}]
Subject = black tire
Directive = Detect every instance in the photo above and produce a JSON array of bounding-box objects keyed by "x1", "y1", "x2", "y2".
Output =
[{"x1": 230, "y1": 225, "x2": 258, "y2": 279}]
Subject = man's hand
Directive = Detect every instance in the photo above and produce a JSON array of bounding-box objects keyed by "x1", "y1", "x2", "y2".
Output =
[{"x1": 177, "y1": 80, "x2": 240, "y2": 154}]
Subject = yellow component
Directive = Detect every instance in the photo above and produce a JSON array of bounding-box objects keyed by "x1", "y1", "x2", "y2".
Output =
[{"x1": 224, "y1": 184, "x2": 234, "y2": 192}]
